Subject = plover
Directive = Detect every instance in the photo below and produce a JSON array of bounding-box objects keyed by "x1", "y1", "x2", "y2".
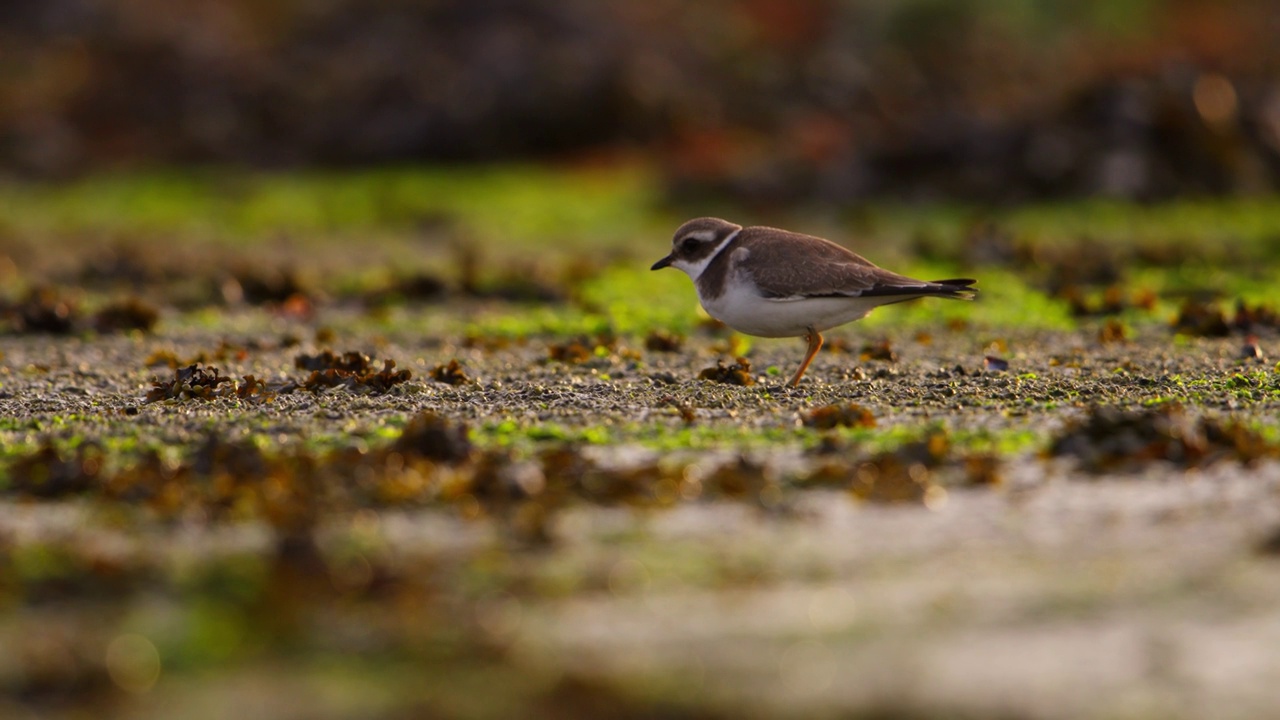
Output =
[{"x1": 651, "y1": 217, "x2": 977, "y2": 387}]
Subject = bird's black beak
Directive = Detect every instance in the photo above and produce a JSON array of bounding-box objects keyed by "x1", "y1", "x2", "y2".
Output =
[{"x1": 650, "y1": 254, "x2": 673, "y2": 271}]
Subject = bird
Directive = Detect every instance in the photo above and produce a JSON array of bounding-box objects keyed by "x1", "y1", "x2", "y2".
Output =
[{"x1": 651, "y1": 217, "x2": 977, "y2": 387}]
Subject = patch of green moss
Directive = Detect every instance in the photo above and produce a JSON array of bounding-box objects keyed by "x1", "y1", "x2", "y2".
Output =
[{"x1": 0, "y1": 165, "x2": 658, "y2": 250}]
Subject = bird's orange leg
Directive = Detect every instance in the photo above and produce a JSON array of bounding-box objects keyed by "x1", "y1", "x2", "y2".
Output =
[{"x1": 788, "y1": 329, "x2": 824, "y2": 387}]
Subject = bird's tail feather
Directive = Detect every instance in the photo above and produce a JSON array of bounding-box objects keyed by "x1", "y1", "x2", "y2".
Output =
[{"x1": 928, "y1": 278, "x2": 978, "y2": 300}]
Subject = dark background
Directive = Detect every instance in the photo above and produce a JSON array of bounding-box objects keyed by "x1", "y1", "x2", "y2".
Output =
[{"x1": 4, "y1": 0, "x2": 1280, "y2": 201}]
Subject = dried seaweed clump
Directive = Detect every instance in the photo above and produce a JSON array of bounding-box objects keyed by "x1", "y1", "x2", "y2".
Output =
[
  {"x1": 236, "y1": 375, "x2": 271, "y2": 400},
  {"x1": 223, "y1": 267, "x2": 311, "y2": 306},
  {"x1": 145, "y1": 340, "x2": 249, "y2": 369},
  {"x1": 1097, "y1": 318, "x2": 1129, "y2": 344},
  {"x1": 92, "y1": 297, "x2": 159, "y2": 333},
  {"x1": 702, "y1": 456, "x2": 781, "y2": 506},
  {"x1": 547, "y1": 334, "x2": 617, "y2": 364},
  {"x1": 1065, "y1": 285, "x2": 1156, "y2": 317},
  {"x1": 145, "y1": 364, "x2": 234, "y2": 402},
  {"x1": 391, "y1": 412, "x2": 473, "y2": 464},
  {"x1": 849, "y1": 455, "x2": 938, "y2": 505},
  {"x1": 805, "y1": 403, "x2": 876, "y2": 430},
  {"x1": 295, "y1": 349, "x2": 411, "y2": 394},
  {"x1": 145, "y1": 370, "x2": 274, "y2": 402},
  {"x1": 1047, "y1": 404, "x2": 1278, "y2": 473},
  {"x1": 8, "y1": 442, "x2": 105, "y2": 498},
  {"x1": 643, "y1": 330, "x2": 683, "y2": 353},
  {"x1": 658, "y1": 394, "x2": 696, "y2": 424},
  {"x1": 542, "y1": 446, "x2": 672, "y2": 507},
  {"x1": 810, "y1": 430, "x2": 1002, "y2": 503},
  {"x1": 464, "y1": 453, "x2": 558, "y2": 544},
  {"x1": 699, "y1": 357, "x2": 755, "y2": 386},
  {"x1": 859, "y1": 339, "x2": 898, "y2": 363},
  {"x1": 115, "y1": 436, "x2": 320, "y2": 529},
  {"x1": 7, "y1": 287, "x2": 78, "y2": 334},
  {"x1": 849, "y1": 432, "x2": 953, "y2": 505},
  {"x1": 296, "y1": 350, "x2": 374, "y2": 373},
  {"x1": 1172, "y1": 299, "x2": 1279, "y2": 338},
  {"x1": 461, "y1": 333, "x2": 516, "y2": 352},
  {"x1": 429, "y1": 359, "x2": 471, "y2": 385},
  {"x1": 1172, "y1": 299, "x2": 1231, "y2": 337},
  {"x1": 302, "y1": 359, "x2": 411, "y2": 394},
  {"x1": 10, "y1": 285, "x2": 172, "y2": 333},
  {"x1": 1232, "y1": 300, "x2": 1280, "y2": 334},
  {"x1": 363, "y1": 272, "x2": 449, "y2": 307},
  {"x1": 145, "y1": 351, "x2": 412, "y2": 403},
  {"x1": 4, "y1": 415, "x2": 475, "y2": 525}
]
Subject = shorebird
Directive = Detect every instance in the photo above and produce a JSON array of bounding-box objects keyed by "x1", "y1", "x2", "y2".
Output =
[{"x1": 651, "y1": 217, "x2": 977, "y2": 387}]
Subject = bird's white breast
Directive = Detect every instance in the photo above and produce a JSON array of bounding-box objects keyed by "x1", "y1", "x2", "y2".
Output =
[{"x1": 697, "y1": 259, "x2": 882, "y2": 338}]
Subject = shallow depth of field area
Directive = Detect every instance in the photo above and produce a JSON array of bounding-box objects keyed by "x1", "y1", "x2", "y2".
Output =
[{"x1": 4, "y1": 2, "x2": 1280, "y2": 719}]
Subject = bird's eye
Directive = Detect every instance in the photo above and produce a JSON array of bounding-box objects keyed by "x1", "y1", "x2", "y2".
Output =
[{"x1": 679, "y1": 237, "x2": 698, "y2": 252}]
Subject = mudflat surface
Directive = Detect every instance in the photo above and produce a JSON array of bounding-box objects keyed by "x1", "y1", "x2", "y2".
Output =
[
  {"x1": 4, "y1": 172, "x2": 1280, "y2": 717},
  {"x1": 3, "y1": 307, "x2": 1279, "y2": 719}
]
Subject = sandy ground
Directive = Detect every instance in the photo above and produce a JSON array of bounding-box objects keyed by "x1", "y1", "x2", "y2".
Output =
[{"x1": 1, "y1": 313, "x2": 1279, "y2": 719}]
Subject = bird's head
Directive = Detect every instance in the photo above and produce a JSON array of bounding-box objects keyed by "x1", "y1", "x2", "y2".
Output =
[{"x1": 650, "y1": 217, "x2": 743, "y2": 279}]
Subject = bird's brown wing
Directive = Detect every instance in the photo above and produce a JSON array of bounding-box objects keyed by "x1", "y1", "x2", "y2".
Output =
[{"x1": 735, "y1": 229, "x2": 934, "y2": 299}]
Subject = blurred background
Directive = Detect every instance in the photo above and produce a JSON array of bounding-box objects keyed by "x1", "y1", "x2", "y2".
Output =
[{"x1": 4, "y1": 0, "x2": 1280, "y2": 204}]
